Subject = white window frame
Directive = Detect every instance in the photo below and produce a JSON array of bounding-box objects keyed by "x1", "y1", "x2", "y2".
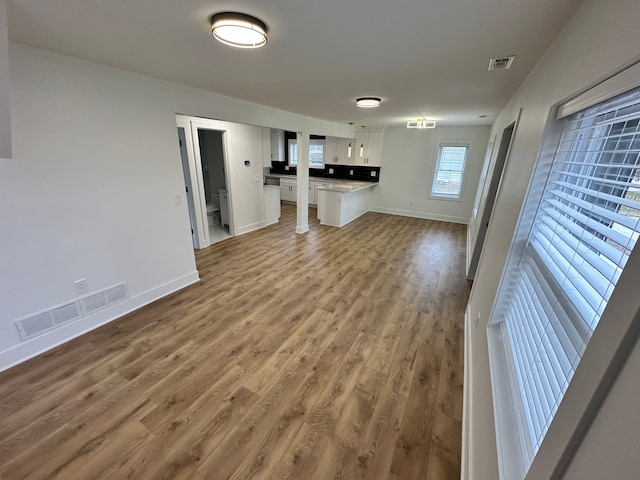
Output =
[
  {"x1": 430, "y1": 143, "x2": 470, "y2": 200},
  {"x1": 288, "y1": 138, "x2": 325, "y2": 168},
  {"x1": 487, "y1": 60, "x2": 640, "y2": 480}
]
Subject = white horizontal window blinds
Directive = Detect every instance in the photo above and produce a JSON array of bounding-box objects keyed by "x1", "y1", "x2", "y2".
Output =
[
  {"x1": 498, "y1": 86, "x2": 640, "y2": 467},
  {"x1": 432, "y1": 145, "x2": 469, "y2": 197}
]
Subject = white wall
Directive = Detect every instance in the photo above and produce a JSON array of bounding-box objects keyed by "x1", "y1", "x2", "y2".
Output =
[
  {"x1": 0, "y1": 42, "x2": 354, "y2": 371},
  {"x1": 222, "y1": 122, "x2": 267, "y2": 235},
  {"x1": 464, "y1": 0, "x2": 640, "y2": 478},
  {"x1": 371, "y1": 126, "x2": 490, "y2": 224},
  {"x1": 562, "y1": 328, "x2": 640, "y2": 479},
  {"x1": 0, "y1": 0, "x2": 11, "y2": 158}
]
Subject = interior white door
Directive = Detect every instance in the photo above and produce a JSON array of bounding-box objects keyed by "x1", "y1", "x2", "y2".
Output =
[
  {"x1": 177, "y1": 127, "x2": 198, "y2": 248},
  {"x1": 176, "y1": 117, "x2": 209, "y2": 248}
]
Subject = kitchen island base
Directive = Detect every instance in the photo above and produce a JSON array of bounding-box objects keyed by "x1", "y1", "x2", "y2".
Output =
[{"x1": 317, "y1": 182, "x2": 376, "y2": 228}]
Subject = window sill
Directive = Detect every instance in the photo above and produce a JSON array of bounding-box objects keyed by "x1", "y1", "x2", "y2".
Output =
[
  {"x1": 428, "y1": 193, "x2": 464, "y2": 202},
  {"x1": 487, "y1": 323, "x2": 529, "y2": 480}
]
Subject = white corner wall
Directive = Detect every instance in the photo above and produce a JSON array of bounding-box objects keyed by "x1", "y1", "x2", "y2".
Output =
[
  {"x1": 464, "y1": 0, "x2": 640, "y2": 478},
  {"x1": 0, "y1": 43, "x2": 354, "y2": 371},
  {"x1": 371, "y1": 126, "x2": 490, "y2": 224},
  {"x1": 0, "y1": 0, "x2": 11, "y2": 158}
]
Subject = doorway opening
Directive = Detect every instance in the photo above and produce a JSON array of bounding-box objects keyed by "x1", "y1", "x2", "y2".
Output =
[
  {"x1": 467, "y1": 115, "x2": 519, "y2": 278},
  {"x1": 197, "y1": 129, "x2": 231, "y2": 245},
  {"x1": 176, "y1": 116, "x2": 234, "y2": 249}
]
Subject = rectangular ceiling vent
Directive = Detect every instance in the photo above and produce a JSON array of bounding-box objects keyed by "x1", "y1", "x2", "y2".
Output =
[
  {"x1": 488, "y1": 56, "x2": 515, "y2": 71},
  {"x1": 14, "y1": 282, "x2": 129, "y2": 342}
]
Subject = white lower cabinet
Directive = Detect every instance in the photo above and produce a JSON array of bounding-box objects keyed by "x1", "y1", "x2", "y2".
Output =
[
  {"x1": 308, "y1": 181, "x2": 317, "y2": 205},
  {"x1": 280, "y1": 179, "x2": 297, "y2": 202},
  {"x1": 280, "y1": 178, "x2": 319, "y2": 205}
]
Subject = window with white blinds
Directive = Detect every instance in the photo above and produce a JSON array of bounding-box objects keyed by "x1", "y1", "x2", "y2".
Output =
[
  {"x1": 495, "y1": 86, "x2": 640, "y2": 469},
  {"x1": 431, "y1": 144, "x2": 469, "y2": 198}
]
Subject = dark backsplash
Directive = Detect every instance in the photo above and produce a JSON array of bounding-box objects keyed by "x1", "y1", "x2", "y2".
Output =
[{"x1": 269, "y1": 163, "x2": 380, "y2": 182}]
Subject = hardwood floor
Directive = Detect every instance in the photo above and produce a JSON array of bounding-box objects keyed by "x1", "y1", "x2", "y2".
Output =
[{"x1": 0, "y1": 204, "x2": 469, "y2": 479}]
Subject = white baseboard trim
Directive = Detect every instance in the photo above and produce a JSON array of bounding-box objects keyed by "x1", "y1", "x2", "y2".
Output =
[
  {"x1": 462, "y1": 307, "x2": 472, "y2": 480},
  {"x1": 368, "y1": 206, "x2": 469, "y2": 225},
  {"x1": 0, "y1": 271, "x2": 200, "y2": 373},
  {"x1": 235, "y1": 220, "x2": 267, "y2": 236},
  {"x1": 296, "y1": 224, "x2": 309, "y2": 234}
]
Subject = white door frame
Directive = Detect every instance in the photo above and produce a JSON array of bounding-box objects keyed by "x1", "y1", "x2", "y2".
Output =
[
  {"x1": 176, "y1": 115, "x2": 236, "y2": 249},
  {"x1": 176, "y1": 116, "x2": 208, "y2": 248},
  {"x1": 177, "y1": 126, "x2": 198, "y2": 248}
]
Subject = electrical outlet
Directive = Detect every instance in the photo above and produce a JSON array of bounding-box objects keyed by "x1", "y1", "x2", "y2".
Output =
[
  {"x1": 349, "y1": 170, "x2": 354, "y2": 175},
  {"x1": 370, "y1": 171, "x2": 377, "y2": 177},
  {"x1": 329, "y1": 168, "x2": 334, "y2": 174},
  {"x1": 74, "y1": 279, "x2": 89, "y2": 295},
  {"x1": 475, "y1": 312, "x2": 481, "y2": 329}
]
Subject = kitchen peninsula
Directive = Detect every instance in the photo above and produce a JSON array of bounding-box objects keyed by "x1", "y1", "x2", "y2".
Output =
[
  {"x1": 316, "y1": 181, "x2": 376, "y2": 227},
  {"x1": 264, "y1": 173, "x2": 377, "y2": 228}
]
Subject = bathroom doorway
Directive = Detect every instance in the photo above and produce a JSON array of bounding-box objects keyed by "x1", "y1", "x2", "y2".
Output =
[
  {"x1": 176, "y1": 115, "x2": 234, "y2": 249},
  {"x1": 197, "y1": 128, "x2": 231, "y2": 245}
]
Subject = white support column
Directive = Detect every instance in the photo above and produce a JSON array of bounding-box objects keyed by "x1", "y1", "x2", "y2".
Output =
[
  {"x1": 295, "y1": 131, "x2": 309, "y2": 234},
  {"x1": 0, "y1": 0, "x2": 11, "y2": 159}
]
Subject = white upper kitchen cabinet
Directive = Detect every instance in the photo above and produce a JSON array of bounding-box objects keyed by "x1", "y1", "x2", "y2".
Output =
[
  {"x1": 354, "y1": 131, "x2": 384, "y2": 166},
  {"x1": 325, "y1": 137, "x2": 355, "y2": 164},
  {"x1": 325, "y1": 137, "x2": 338, "y2": 164},
  {"x1": 270, "y1": 128, "x2": 285, "y2": 162},
  {"x1": 262, "y1": 127, "x2": 271, "y2": 168},
  {"x1": 337, "y1": 137, "x2": 355, "y2": 164}
]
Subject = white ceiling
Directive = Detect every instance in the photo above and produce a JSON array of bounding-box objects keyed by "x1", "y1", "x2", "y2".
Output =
[{"x1": 7, "y1": 0, "x2": 582, "y2": 129}]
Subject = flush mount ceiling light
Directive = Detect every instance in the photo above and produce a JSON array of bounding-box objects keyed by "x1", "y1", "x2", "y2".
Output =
[
  {"x1": 356, "y1": 97, "x2": 381, "y2": 108},
  {"x1": 407, "y1": 119, "x2": 436, "y2": 129},
  {"x1": 211, "y1": 12, "x2": 268, "y2": 48}
]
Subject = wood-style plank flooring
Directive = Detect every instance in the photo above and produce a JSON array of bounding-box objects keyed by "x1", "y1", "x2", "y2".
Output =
[{"x1": 0, "y1": 204, "x2": 469, "y2": 479}]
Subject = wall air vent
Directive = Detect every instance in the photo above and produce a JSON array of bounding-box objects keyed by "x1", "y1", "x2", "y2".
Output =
[
  {"x1": 51, "y1": 302, "x2": 81, "y2": 325},
  {"x1": 488, "y1": 56, "x2": 515, "y2": 71},
  {"x1": 79, "y1": 282, "x2": 129, "y2": 315},
  {"x1": 16, "y1": 311, "x2": 55, "y2": 340},
  {"x1": 15, "y1": 301, "x2": 81, "y2": 341},
  {"x1": 14, "y1": 282, "x2": 129, "y2": 342}
]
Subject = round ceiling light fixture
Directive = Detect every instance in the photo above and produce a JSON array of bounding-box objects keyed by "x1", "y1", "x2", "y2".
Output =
[
  {"x1": 356, "y1": 97, "x2": 381, "y2": 108},
  {"x1": 211, "y1": 12, "x2": 268, "y2": 49}
]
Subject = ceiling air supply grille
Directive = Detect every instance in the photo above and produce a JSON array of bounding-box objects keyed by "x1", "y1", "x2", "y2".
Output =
[{"x1": 488, "y1": 56, "x2": 515, "y2": 71}]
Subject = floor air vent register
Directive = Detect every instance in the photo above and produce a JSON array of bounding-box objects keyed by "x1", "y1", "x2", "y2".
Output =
[{"x1": 14, "y1": 283, "x2": 129, "y2": 341}]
